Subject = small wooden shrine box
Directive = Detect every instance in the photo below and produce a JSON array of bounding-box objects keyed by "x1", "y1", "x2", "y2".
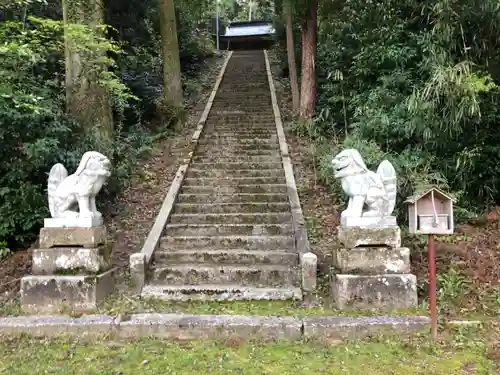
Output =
[{"x1": 405, "y1": 188, "x2": 455, "y2": 235}]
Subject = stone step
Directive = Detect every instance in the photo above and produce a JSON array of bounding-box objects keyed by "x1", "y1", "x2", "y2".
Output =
[
  {"x1": 168, "y1": 212, "x2": 292, "y2": 225},
  {"x1": 194, "y1": 152, "x2": 281, "y2": 160},
  {"x1": 186, "y1": 169, "x2": 284, "y2": 179},
  {"x1": 217, "y1": 81, "x2": 267, "y2": 85},
  {"x1": 202, "y1": 129, "x2": 275, "y2": 134},
  {"x1": 154, "y1": 249, "x2": 298, "y2": 266},
  {"x1": 210, "y1": 107, "x2": 274, "y2": 113},
  {"x1": 197, "y1": 129, "x2": 277, "y2": 141},
  {"x1": 195, "y1": 145, "x2": 279, "y2": 152},
  {"x1": 212, "y1": 94, "x2": 269, "y2": 99},
  {"x1": 204, "y1": 115, "x2": 274, "y2": 122},
  {"x1": 209, "y1": 110, "x2": 273, "y2": 116},
  {"x1": 204, "y1": 123, "x2": 274, "y2": 127},
  {"x1": 198, "y1": 133, "x2": 276, "y2": 139},
  {"x1": 141, "y1": 284, "x2": 302, "y2": 301},
  {"x1": 215, "y1": 101, "x2": 271, "y2": 106},
  {"x1": 215, "y1": 98, "x2": 271, "y2": 102},
  {"x1": 191, "y1": 156, "x2": 281, "y2": 163},
  {"x1": 211, "y1": 107, "x2": 273, "y2": 112},
  {"x1": 217, "y1": 89, "x2": 269, "y2": 93},
  {"x1": 203, "y1": 119, "x2": 274, "y2": 125},
  {"x1": 214, "y1": 97, "x2": 270, "y2": 102},
  {"x1": 164, "y1": 223, "x2": 293, "y2": 236},
  {"x1": 160, "y1": 234, "x2": 294, "y2": 250},
  {"x1": 201, "y1": 127, "x2": 276, "y2": 133},
  {"x1": 181, "y1": 184, "x2": 287, "y2": 194},
  {"x1": 217, "y1": 88, "x2": 269, "y2": 92},
  {"x1": 196, "y1": 139, "x2": 278, "y2": 146},
  {"x1": 183, "y1": 177, "x2": 286, "y2": 186},
  {"x1": 204, "y1": 120, "x2": 275, "y2": 125},
  {"x1": 190, "y1": 162, "x2": 282, "y2": 170},
  {"x1": 195, "y1": 144, "x2": 278, "y2": 152},
  {"x1": 149, "y1": 264, "x2": 300, "y2": 287},
  {"x1": 202, "y1": 126, "x2": 276, "y2": 130},
  {"x1": 177, "y1": 193, "x2": 288, "y2": 204},
  {"x1": 200, "y1": 121, "x2": 275, "y2": 126}
]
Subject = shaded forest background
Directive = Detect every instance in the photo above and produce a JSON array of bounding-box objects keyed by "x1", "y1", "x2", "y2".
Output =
[{"x1": 2, "y1": 0, "x2": 500, "y2": 251}]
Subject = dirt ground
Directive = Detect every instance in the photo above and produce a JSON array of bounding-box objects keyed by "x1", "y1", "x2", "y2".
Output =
[{"x1": 0, "y1": 52, "x2": 228, "y2": 301}]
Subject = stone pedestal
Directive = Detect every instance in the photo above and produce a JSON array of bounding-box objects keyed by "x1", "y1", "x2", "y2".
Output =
[
  {"x1": 331, "y1": 226, "x2": 417, "y2": 310},
  {"x1": 21, "y1": 225, "x2": 115, "y2": 314}
]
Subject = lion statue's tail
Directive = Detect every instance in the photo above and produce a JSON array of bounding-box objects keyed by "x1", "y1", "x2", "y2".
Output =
[
  {"x1": 47, "y1": 163, "x2": 68, "y2": 217},
  {"x1": 377, "y1": 160, "x2": 397, "y2": 216}
]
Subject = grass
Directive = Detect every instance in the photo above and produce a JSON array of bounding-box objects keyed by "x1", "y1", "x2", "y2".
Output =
[
  {"x1": 96, "y1": 295, "x2": 429, "y2": 318},
  {"x1": 0, "y1": 294, "x2": 428, "y2": 318},
  {"x1": 0, "y1": 330, "x2": 497, "y2": 374}
]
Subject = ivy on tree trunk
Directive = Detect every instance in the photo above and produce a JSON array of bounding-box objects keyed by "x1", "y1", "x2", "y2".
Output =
[
  {"x1": 299, "y1": 0, "x2": 317, "y2": 120},
  {"x1": 62, "y1": 0, "x2": 114, "y2": 145},
  {"x1": 285, "y1": 3, "x2": 300, "y2": 113},
  {"x1": 159, "y1": 0, "x2": 183, "y2": 106}
]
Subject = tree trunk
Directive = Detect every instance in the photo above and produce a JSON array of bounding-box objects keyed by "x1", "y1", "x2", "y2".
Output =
[
  {"x1": 274, "y1": 0, "x2": 282, "y2": 16},
  {"x1": 159, "y1": 0, "x2": 183, "y2": 106},
  {"x1": 299, "y1": 1, "x2": 317, "y2": 120},
  {"x1": 285, "y1": 4, "x2": 300, "y2": 114},
  {"x1": 62, "y1": 0, "x2": 113, "y2": 144}
]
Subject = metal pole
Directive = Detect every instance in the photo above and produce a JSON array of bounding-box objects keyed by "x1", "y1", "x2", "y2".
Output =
[
  {"x1": 428, "y1": 234, "x2": 438, "y2": 340},
  {"x1": 216, "y1": 0, "x2": 219, "y2": 50}
]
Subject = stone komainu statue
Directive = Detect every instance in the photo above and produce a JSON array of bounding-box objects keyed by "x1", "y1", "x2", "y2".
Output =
[
  {"x1": 331, "y1": 149, "x2": 397, "y2": 218},
  {"x1": 48, "y1": 151, "x2": 111, "y2": 219}
]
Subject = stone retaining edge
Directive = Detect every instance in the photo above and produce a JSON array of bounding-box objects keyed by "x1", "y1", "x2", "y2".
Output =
[
  {"x1": 263, "y1": 50, "x2": 315, "y2": 297},
  {"x1": 0, "y1": 313, "x2": 430, "y2": 341},
  {"x1": 129, "y1": 51, "x2": 234, "y2": 292}
]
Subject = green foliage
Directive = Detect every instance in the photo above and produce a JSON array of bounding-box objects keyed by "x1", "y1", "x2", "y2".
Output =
[
  {"x1": 0, "y1": 0, "x2": 217, "y2": 249},
  {"x1": 105, "y1": 0, "x2": 215, "y2": 122},
  {"x1": 0, "y1": 242, "x2": 11, "y2": 261},
  {"x1": 0, "y1": 16, "x2": 151, "y2": 248},
  {"x1": 310, "y1": 0, "x2": 500, "y2": 218},
  {"x1": 437, "y1": 268, "x2": 471, "y2": 315}
]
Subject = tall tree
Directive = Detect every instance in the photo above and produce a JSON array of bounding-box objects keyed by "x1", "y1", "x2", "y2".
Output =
[
  {"x1": 285, "y1": 2, "x2": 300, "y2": 113},
  {"x1": 159, "y1": 0, "x2": 183, "y2": 105},
  {"x1": 62, "y1": 0, "x2": 113, "y2": 144},
  {"x1": 299, "y1": 0, "x2": 317, "y2": 120}
]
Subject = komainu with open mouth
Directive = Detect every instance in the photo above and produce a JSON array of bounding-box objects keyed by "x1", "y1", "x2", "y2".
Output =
[
  {"x1": 47, "y1": 151, "x2": 111, "y2": 219},
  {"x1": 331, "y1": 149, "x2": 396, "y2": 219}
]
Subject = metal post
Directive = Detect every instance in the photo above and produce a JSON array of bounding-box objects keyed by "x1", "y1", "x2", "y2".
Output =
[
  {"x1": 428, "y1": 234, "x2": 438, "y2": 340},
  {"x1": 216, "y1": 0, "x2": 220, "y2": 50}
]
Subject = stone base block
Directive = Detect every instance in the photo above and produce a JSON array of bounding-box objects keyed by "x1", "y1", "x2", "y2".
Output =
[
  {"x1": 129, "y1": 252, "x2": 146, "y2": 293},
  {"x1": 44, "y1": 216, "x2": 103, "y2": 228},
  {"x1": 32, "y1": 246, "x2": 111, "y2": 275},
  {"x1": 337, "y1": 226, "x2": 401, "y2": 248},
  {"x1": 334, "y1": 247, "x2": 410, "y2": 274},
  {"x1": 340, "y1": 216, "x2": 397, "y2": 228},
  {"x1": 20, "y1": 268, "x2": 115, "y2": 314},
  {"x1": 39, "y1": 225, "x2": 106, "y2": 248},
  {"x1": 331, "y1": 274, "x2": 417, "y2": 310}
]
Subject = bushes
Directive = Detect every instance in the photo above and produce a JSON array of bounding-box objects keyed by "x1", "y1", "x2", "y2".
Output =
[
  {"x1": 0, "y1": 16, "x2": 154, "y2": 248},
  {"x1": 0, "y1": 0, "x2": 217, "y2": 249},
  {"x1": 307, "y1": 0, "x2": 500, "y2": 220}
]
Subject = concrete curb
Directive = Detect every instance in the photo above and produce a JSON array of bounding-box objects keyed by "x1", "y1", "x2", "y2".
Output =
[
  {"x1": 263, "y1": 50, "x2": 315, "y2": 298},
  {"x1": 0, "y1": 313, "x2": 430, "y2": 341},
  {"x1": 129, "y1": 51, "x2": 234, "y2": 291},
  {"x1": 263, "y1": 50, "x2": 310, "y2": 256}
]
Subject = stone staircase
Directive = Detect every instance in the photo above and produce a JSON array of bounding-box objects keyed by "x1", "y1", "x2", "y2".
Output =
[{"x1": 139, "y1": 50, "x2": 305, "y2": 301}]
